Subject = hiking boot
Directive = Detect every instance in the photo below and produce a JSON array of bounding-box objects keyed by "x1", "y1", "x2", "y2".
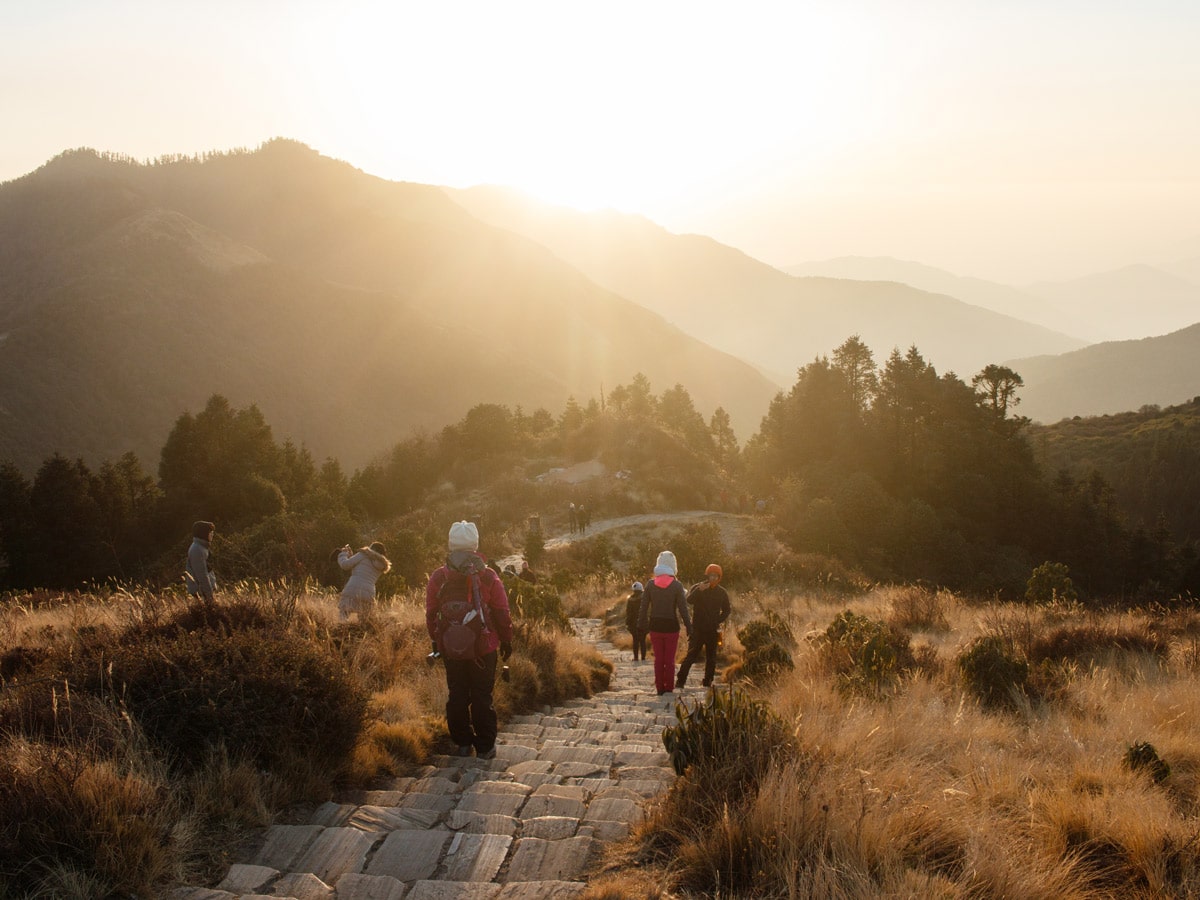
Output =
[
  {"x1": 478, "y1": 747, "x2": 497, "y2": 760},
  {"x1": 456, "y1": 745, "x2": 473, "y2": 757}
]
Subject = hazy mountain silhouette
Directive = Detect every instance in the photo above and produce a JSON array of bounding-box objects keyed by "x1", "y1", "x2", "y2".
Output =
[
  {"x1": 0, "y1": 141, "x2": 778, "y2": 474},
  {"x1": 1008, "y1": 323, "x2": 1200, "y2": 423},
  {"x1": 1025, "y1": 264, "x2": 1200, "y2": 342},
  {"x1": 449, "y1": 187, "x2": 1085, "y2": 381},
  {"x1": 786, "y1": 255, "x2": 1086, "y2": 343}
]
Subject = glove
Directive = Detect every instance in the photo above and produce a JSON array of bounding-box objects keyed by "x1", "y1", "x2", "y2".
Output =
[{"x1": 500, "y1": 641, "x2": 513, "y2": 661}]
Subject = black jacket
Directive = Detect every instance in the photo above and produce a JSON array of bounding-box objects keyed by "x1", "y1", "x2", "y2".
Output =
[{"x1": 686, "y1": 583, "x2": 730, "y2": 632}]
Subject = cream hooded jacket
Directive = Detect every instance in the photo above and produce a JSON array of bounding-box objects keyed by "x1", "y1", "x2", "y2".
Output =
[{"x1": 338, "y1": 546, "x2": 391, "y2": 601}]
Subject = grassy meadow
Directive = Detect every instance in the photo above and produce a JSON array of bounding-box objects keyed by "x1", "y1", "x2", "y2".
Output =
[
  {"x1": 586, "y1": 581, "x2": 1200, "y2": 899},
  {"x1": 0, "y1": 582, "x2": 611, "y2": 897}
]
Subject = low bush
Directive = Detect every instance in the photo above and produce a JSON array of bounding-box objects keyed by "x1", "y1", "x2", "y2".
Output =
[
  {"x1": 820, "y1": 610, "x2": 915, "y2": 693},
  {"x1": 1028, "y1": 622, "x2": 1168, "y2": 666},
  {"x1": 958, "y1": 635, "x2": 1029, "y2": 710}
]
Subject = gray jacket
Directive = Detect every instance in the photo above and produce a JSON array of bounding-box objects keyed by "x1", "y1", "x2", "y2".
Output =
[
  {"x1": 638, "y1": 577, "x2": 691, "y2": 634},
  {"x1": 186, "y1": 537, "x2": 215, "y2": 600}
]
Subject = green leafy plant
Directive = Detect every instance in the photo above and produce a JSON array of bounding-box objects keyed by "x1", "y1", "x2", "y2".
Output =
[
  {"x1": 662, "y1": 686, "x2": 790, "y2": 779},
  {"x1": 1026, "y1": 561, "x2": 1078, "y2": 605},
  {"x1": 958, "y1": 635, "x2": 1029, "y2": 710},
  {"x1": 821, "y1": 610, "x2": 915, "y2": 693}
]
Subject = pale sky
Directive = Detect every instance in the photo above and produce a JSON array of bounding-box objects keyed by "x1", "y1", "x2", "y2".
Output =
[{"x1": 2, "y1": 1, "x2": 1198, "y2": 284}]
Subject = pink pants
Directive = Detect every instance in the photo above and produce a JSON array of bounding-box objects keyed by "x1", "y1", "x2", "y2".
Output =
[{"x1": 649, "y1": 630, "x2": 680, "y2": 693}]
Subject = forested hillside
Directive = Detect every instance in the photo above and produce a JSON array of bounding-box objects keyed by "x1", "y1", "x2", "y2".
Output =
[
  {"x1": 3, "y1": 338, "x2": 1197, "y2": 602},
  {"x1": 1029, "y1": 398, "x2": 1200, "y2": 543},
  {"x1": 0, "y1": 141, "x2": 777, "y2": 474}
]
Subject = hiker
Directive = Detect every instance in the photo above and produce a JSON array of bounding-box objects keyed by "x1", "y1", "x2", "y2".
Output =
[
  {"x1": 568, "y1": 502, "x2": 578, "y2": 535},
  {"x1": 185, "y1": 520, "x2": 216, "y2": 603},
  {"x1": 625, "y1": 580, "x2": 647, "y2": 661},
  {"x1": 676, "y1": 563, "x2": 732, "y2": 689},
  {"x1": 337, "y1": 541, "x2": 391, "y2": 621},
  {"x1": 639, "y1": 551, "x2": 692, "y2": 695},
  {"x1": 518, "y1": 560, "x2": 538, "y2": 584},
  {"x1": 426, "y1": 521, "x2": 514, "y2": 760},
  {"x1": 580, "y1": 504, "x2": 591, "y2": 532}
]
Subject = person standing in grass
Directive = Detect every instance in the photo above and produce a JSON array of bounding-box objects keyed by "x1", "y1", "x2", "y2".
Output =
[
  {"x1": 676, "y1": 563, "x2": 731, "y2": 689},
  {"x1": 185, "y1": 520, "x2": 216, "y2": 604},
  {"x1": 426, "y1": 521, "x2": 514, "y2": 760},
  {"x1": 639, "y1": 551, "x2": 692, "y2": 695},
  {"x1": 337, "y1": 541, "x2": 391, "y2": 621},
  {"x1": 625, "y1": 580, "x2": 647, "y2": 661}
]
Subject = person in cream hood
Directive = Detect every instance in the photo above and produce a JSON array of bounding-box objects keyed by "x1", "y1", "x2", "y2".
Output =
[{"x1": 638, "y1": 550, "x2": 692, "y2": 695}]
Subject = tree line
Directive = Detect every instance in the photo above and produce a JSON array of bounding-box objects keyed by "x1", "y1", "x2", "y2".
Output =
[{"x1": 1, "y1": 341, "x2": 1195, "y2": 600}]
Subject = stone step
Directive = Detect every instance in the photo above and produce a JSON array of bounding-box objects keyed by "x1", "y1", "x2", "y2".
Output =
[{"x1": 180, "y1": 616, "x2": 677, "y2": 897}]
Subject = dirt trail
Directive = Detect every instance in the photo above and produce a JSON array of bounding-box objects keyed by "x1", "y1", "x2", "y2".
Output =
[{"x1": 495, "y1": 510, "x2": 753, "y2": 572}]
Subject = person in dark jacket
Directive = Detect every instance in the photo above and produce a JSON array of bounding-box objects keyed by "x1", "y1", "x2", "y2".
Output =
[
  {"x1": 625, "y1": 581, "x2": 647, "y2": 661},
  {"x1": 425, "y1": 521, "x2": 514, "y2": 759},
  {"x1": 639, "y1": 551, "x2": 692, "y2": 695},
  {"x1": 676, "y1": 563, "x2": 732, "y2": 689}
]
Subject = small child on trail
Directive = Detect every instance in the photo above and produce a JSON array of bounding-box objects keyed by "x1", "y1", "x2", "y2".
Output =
[{"x1": 625, "y1": 581, "x2": 646, "y2": 661}]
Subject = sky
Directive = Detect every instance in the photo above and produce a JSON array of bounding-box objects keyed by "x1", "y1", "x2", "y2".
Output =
[{"x1": 2, "y1": 0, "x2": 1199, "y2": 284}]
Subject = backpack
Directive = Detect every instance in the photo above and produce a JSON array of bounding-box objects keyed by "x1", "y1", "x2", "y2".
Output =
[{"x1": 435, "y1": 550, "x2": 492, "y2": 661}]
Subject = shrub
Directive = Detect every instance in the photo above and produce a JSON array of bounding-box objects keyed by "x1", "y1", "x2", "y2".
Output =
[
  {"x1": 506, "y1": 579, "x2": 570, "y2": 630},
  {"x1": 1028, "y1": 623, "x2": 1168, "y2": 666},
  {"x1": 887, "y1": 584, "x2": 951, "y2": 632},
  {"x1": 1123, "y1": 741, "x2": 1170, "y2": 784},
  {"x1": 662, "y1": 686, "x2": 790, "y2": 781},
  {"x1": 737, "y1": 611, "x2": 793, "y2": 653},
  {"x1": 1026, "y1": 561, "x2": 1078, "y2": 605},
  {"x1": 740, "y1": 643, "x2": 795, "y2": 682},
  {"x1": 64, "y1": 615, "x2": 367, "y2": 775},
  {"x1": 958, "y1": 635, "x2": 1029, "y2": 710},
  {"x1": 821, "y1": 610, "x2": 915, "y2": 693}
]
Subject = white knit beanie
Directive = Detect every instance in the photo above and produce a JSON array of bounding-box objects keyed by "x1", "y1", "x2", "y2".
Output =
[
  {"x1": 653, "y1": 550, "x2": 677, "y2": 577},
  {"x1": 448, "y1": 520, "x2": 479, "y2": 551}
]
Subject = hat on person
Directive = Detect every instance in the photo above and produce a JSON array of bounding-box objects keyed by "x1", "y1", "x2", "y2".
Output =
[
  {"x1": 705, "y1": 563, "x2": 723, "y2": 581},
  {"x1": 192, "y1": 520, "x2": 215, "y2": 539},
  {"x1": 653, "y1": 551, "x2": 677, "y2": 577},
  {"x1": 632, "y1": 581, "x2": 644, "y2": 592},
  {"x1": 448, "y1": 520, "x2": 479, "y2": 551}
]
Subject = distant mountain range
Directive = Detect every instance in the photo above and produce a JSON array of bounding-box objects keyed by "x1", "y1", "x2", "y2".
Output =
[
  {"x1": 3, "y1": 141, "x2": 1198, "y2": 473},
  {"x1": 0, "y1": 141, "x2": 778, "y2": 474},
  {"x1": 450, "y1": 188, "x2": 1085, "y2": 382},
  {"x1": 789, "y1": 255, "x2": 1200, "y2": 344}
]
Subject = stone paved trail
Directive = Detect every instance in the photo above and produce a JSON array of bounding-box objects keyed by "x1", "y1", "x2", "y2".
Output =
[{"x1": 172, "y1": 618, "x2": 681, "y2": 900}]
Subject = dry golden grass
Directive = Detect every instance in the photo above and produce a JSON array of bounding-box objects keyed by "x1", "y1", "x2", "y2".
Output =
[
  {"x1": 604, "y1": 585, "x2": 1200, "y2": 898},
  {"x1": 1, "y1": 581, "x2": 611, "y2": 894}
]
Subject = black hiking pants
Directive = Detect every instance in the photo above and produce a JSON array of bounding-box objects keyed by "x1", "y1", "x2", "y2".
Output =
[
  {"x1": 676, "y1": 628, "x2": 720, "y2": 687},
  {"x1": 443, "y1": 651, "x2": 499, "y2": 753}
]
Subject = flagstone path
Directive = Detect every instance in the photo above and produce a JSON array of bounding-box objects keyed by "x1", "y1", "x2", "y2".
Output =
[{"x1": 171, "y1": 618, "x2": 681, "y2": 900}]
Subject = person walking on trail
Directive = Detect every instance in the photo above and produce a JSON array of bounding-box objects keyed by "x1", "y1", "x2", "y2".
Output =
[
  {"x1": 426, "y1": 521, "x2": 513, "y2": 759},
  {"x1": 676, "y1": 563, "x2": 732, "y2": 689},
  {"x1": 337, "y1": 541, "x2": 391, "y2": 621},
  {"x1": 568, "y1": 503, "x2": 578, "y2": 535},
  {"x1": 639, "y1": 551, "x2": 692, "y2": 695},
  {"x1": 578, "y1": 504, "x2": 588, "y2": 534},
  {"x1": 625, "y1": 581, "x2": 647, "y2": 661},
  {"x1": 185, "y1": 520, "x2": 216, "y2": 603}
]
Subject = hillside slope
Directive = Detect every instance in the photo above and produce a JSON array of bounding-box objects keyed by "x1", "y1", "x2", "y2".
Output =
[
  {"x1": 0, "y1": 142, "x2": 778, "y2": 473},
  {"x1": 449, "y1": 187, "x2": 1085, "y2": 380},
  {"x1": 1009, "y1": 324, "x2": 1200, "y2": 423}
]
